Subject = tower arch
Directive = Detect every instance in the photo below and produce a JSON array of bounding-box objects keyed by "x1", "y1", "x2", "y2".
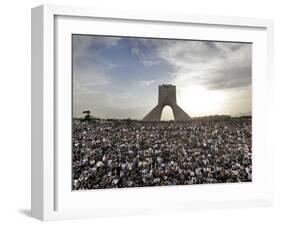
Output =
[{"x1": 143, "y1": 84, "x2": 191, "y2": 121}]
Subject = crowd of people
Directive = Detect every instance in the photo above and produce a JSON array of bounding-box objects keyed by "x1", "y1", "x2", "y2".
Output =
[{"x1": 72, "y1": 118, "x2": 252, "y2": 190}]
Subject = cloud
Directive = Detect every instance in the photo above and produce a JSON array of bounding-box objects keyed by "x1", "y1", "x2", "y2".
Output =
[
  {"x1": 154, "y1": 40, "x2": 252, "y2": 90},
  {"x1": 73, "y1": 35, "x2": 121, "y2": 67},
  {"x1": 73, "y1": 63, "x2": 110, "y2": 99},
  {"x1": 113, "y1": 92, "x2": 135, "y2": 100},
  {"x1": 139, "y1": 80, "x2": 155, "y2": 87},
  {"x1": 157, "y1": 40, "x2": 225, "y2": 66},
  {"x1": 72, "y1": 35, "x2": 116, "y2": 90},
  {"x1": 130, "y1": 39, "x2": 160, "y2": 67},
  {"x1": 201, "y1": 64, "x2": 251, "y2": 90},
  {"x1": 101, "y1": 36, "x2": 121, "y2": 47}
]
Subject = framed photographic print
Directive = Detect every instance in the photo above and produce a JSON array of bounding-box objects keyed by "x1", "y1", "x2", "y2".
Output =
[{"x1": 31, "y1": 4, "x2": 274, "y2": 221}]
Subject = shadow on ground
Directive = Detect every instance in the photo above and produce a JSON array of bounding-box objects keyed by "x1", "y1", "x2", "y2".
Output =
[{"x1": 18, "y1": 209, "x2": 31, "y2": 217}]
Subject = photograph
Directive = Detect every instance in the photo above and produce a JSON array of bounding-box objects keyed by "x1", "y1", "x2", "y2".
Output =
[{"x1": 71, "y1": 34, "x2": 252, "y2": 190}]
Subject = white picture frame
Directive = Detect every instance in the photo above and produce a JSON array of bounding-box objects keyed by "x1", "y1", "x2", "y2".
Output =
[{"x1": 31, "y1": 4, "x2": 274, "y2": 221}]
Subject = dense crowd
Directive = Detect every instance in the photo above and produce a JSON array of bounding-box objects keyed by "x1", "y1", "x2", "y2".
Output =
[{"x1": 72, "y1": 118, "x2": 252, "y2": 190}]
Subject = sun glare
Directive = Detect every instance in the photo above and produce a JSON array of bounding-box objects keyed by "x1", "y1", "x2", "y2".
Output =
[{"x1": 178, "y1": 85, "x2": 225, "y2": 117}]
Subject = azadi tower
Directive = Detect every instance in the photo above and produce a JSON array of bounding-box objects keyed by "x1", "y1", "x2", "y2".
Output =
[{"x1": 143, "y1": 84, "x2": 191, "y2": 121}]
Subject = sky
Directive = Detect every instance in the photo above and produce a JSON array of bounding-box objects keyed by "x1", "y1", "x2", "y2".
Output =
[{"x1": 73, "y1": 34, "x2": 252, "y2": 120}]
